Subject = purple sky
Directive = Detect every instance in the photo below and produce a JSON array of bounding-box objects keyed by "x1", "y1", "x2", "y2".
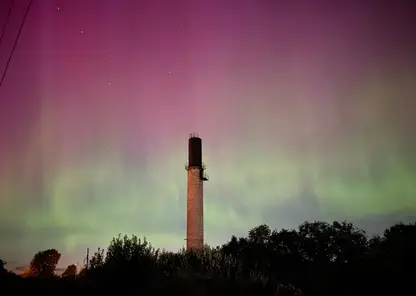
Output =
[{"x1": 0, "y1": 0, "x2": 415, "y2": 269}]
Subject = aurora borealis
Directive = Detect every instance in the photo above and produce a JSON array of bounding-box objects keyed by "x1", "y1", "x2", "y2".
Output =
[{"x1": 0, "y1": 0, "x2": 415, "y2": 268}]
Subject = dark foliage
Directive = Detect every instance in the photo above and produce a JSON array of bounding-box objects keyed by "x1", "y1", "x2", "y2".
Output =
[
  {"x1": 62, "y1": 264, "x2": 77, "y2": 278},
  {"x1": 0, "y1": 259, "x2": 7, "y2": 274},
  {"x1": 1, "y1": 220, "x2": 415, "y2": 295},
  {"x1": 29, "y1": 248, "x2": 61, "y2": 277}
]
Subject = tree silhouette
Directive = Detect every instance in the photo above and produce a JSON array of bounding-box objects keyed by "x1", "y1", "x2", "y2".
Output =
[
  {"x1": 87, "y1": 234, "x2": 161, "y2": 286},
  {"x1": 248, "y1": 224, "x2": 271, "y2": 244},
  {"x1": 382, "y1": 222, "x2": 416, "y2": 267},
  {"x1": 29, "y1": 248, "x2": 61, "y2": 277},
  {"x1": 0, "y1": 259, "x2": 6, "y2": 275},
  {"x1": 89, "y1": 247, "x2": 105, "y2": 269},
  {"x1": 2, "y1": 220, "x2": 416, "y2": 295},
  {"x1": 297, "y1": 221, "x2": 368, "y2": 264},
  {"x1": 104, "y1": 234, "x2": 159, "y2": 270},
  {"x1": 62, "y1": 264, "x2": 77, "y2": 278}
]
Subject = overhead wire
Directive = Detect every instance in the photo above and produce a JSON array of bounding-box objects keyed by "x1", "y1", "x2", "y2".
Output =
[
  {"x1": 0, "y1": 0, "x2": 15, "y2": 48},
  {"x1": 0, "y1": 0, "x2": 33, "y2": 90}
]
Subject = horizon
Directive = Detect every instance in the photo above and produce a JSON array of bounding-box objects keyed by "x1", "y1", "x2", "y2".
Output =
[
  {"x1": 2, "y1": 218, "x2": 410, "y2": 272},
  {"x1": 1, "y1": 0, "x2": 415, "y2": 268}
]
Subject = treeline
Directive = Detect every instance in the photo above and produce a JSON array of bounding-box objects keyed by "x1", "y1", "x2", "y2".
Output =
[{"x1": 1, "y1": 220, "x2": 415, "y2": 295}]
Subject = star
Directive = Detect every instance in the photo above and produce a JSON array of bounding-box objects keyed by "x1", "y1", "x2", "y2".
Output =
[
  {"x1": 56, "y1": 6, "x2": 60, "y2": 11},
  {"x1": 80, "y1": 30, "x2": 84, "y2": 34},
  {"x1": 168, "y1": 71, "x2": 171, "y2": 75}
]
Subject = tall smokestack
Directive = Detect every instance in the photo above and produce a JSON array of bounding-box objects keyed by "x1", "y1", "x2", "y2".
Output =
[{"x1": 186, "y1": 133, "x2": 208, "y2": 251}]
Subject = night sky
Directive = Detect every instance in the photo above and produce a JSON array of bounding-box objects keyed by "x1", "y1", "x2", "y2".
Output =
[{"x1": 1, "y1": 0, "x2": 415, "y2": 268}]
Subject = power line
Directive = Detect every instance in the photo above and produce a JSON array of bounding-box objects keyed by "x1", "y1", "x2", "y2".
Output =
[
  {"x1": 0, "y1": 0, "x2": 32, "y2": 90},
  {"x1": 0, "y1": 0, "x2": 14, "y2": 48}
]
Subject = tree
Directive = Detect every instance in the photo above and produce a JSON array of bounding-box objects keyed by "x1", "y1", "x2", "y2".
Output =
[
  {"x1": 268, "y1": 228, "x2": 304, "y2": 280},
  {"x1": 296, "y1": 221, "x2": 368, "y2": 265},
  {"x1": 89, "y1": 247, "x2": 105, "y2": 269},
  {"x1": 105, "y1": 234, "x2": 159, "y2": 267},
  {"x1": 297, "y1": 221, "x2": 333, "y2": 263},
  {"x1": 62, "y1": 264, "x2": 77, "y2": 278},
  {"x1": 329, "y1": 221, "x2": 368, "y2": 265},
  {"x1": 29, "y1": 248, "x2": 61, "y2": 277},
  {"x1": 86, "y1": 234, "x2": 161, "y2": 284},
  {"x1": 380, "y1": 222, "x2": 416, "y2": 271},
  {"x1": 0, "y1": 259, "x2": 7, "y2": 275},
  {"x1": 248, "y1": 224, "x2": 271, "y2": 244},
  {"x1": 2, "y1": 219, "x2": 414, "y2": 294}
]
